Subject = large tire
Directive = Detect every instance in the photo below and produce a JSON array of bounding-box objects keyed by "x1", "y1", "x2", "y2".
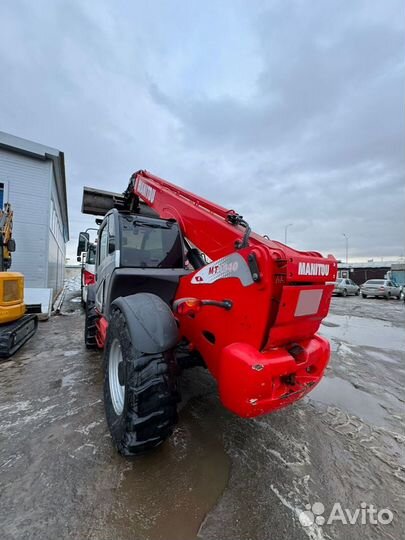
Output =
[
  {"x1": 104, "y1": 307, "x2": 179, "y2": 456},
  {"x1": 84, "y1": 297, "x2": 98, "y2": 349}
]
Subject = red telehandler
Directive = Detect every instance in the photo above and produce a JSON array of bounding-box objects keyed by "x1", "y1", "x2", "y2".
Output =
[{"x1": 80, "y1": 171, "x2": 337, "y2": 456}]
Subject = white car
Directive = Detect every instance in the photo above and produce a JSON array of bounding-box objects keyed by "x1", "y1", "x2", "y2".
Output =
[
  {"x1": 333, "y1": 278, "x2": 360, "y2": 297},
  {"x1": 360, "y1": 279, "x2": 402, "y2": 300}
]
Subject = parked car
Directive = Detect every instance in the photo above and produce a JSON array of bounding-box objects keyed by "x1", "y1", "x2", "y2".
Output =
[
  {"x1": 360, "y1": 279, "x2": 402, "y2": 299},
  {"x1": 333, "y1": 278, "x2": 360, "y2": 297}
]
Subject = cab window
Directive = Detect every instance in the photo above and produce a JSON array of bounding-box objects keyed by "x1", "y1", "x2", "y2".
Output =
[
  {"x1": 120, "y1": 216, "x2": 184, "y2": 268},
  {"x1": 99, "y1": 226, "x2": 108, "y2": 264}
]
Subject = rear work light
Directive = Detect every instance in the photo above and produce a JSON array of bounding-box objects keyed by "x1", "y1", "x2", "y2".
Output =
[
  {"x1": 173, "y1": 297, "x2": 232, "y2": 316},
  {"x1": 174, "y1": 298, "x2": 203, "y2": 316}
]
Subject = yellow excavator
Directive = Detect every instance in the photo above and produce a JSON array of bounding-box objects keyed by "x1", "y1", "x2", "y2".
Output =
[{"x1": 0, "y1": 204, "x2": 38, "y2": 358}]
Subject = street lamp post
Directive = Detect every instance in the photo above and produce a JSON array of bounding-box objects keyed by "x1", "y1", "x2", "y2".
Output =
[
  {"x1": 284, "y1": 223, "x2": 293, "y2": 244},
  {"x1": 342, "y1": 233, "x2": 349, "y2": 264}
]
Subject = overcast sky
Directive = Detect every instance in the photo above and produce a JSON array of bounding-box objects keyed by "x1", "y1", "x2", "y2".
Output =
[{"x1": 1, "y1": 0, "x2": 404, "y2": 262}]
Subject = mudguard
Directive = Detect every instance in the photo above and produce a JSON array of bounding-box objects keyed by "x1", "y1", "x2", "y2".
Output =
[
  {"x1": 112, "y1": 293, "x2": 178, "y2": 354},
  {"x1": 87, "y1": 284, "x2": 96, "y2": 303}
]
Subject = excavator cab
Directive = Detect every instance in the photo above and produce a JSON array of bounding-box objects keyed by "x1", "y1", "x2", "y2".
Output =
[{"x1": 0, "y1": 272, "x2": 26, "y2": 325}]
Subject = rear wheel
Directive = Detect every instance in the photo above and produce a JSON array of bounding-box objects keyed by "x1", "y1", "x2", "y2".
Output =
[
  {"x1": 385, "y1": 292, "x2": 391, "y2": 300},
  {"x1": 104, "y1": 307, "x2": 179, "y2": 456},
  {"x1": 84, "y1": 297, "x2": 98, "y2": 349},
  {"x1": 362, "y1": 293, "x2": 367, "y2": 298}
]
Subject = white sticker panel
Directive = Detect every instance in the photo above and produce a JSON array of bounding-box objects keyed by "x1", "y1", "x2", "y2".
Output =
[
  {"x1": 191, "y1": 253, "x2": 254, "y2": 286},
  {"x1": 294, "y1": 289, "x2": 323, "y2": 317}
]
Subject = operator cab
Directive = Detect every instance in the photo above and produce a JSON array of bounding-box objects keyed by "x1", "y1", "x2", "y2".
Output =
[
  {"x1": 119, "y1": 214, "x2": 184, "y2": 269},
  {"x1": 93, "y1": 210, "x2": 189, "y2": 317}
]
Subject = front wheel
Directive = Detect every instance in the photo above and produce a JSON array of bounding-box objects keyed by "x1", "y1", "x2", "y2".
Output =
[
  {"x1": 342, "y1": 289, "x2": 348, "y2": 297},
  {"x1": 104, "y1": 307, "x2": 179, "y2": 456},
  {"x1": 362, "y1": 293, "x2": 367, "y2": 298}
]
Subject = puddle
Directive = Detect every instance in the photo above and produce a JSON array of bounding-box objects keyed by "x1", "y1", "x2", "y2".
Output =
[
  {"x1": 320, "y1": 313, "x2": 405, "y2": 351},
  {"x1": 107, "y1": 405, "x2": 230, "y2": 540},
  {"x1": 309, "y1": 375, "x2": 388, "y2": 428}
]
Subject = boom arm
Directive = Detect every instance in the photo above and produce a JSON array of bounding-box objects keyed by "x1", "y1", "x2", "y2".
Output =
[
  {"x1": 125, "y1": 170, "x2": 335, "y2": 284},
  {"x1": 0, "y1": 203, "x2": 15, "y2": 271},
  {"x1": 126, "y1": 170, "x2": 287, "y2": 261}
]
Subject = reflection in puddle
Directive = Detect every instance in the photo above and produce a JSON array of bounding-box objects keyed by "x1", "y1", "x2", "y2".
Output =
[
  {"x1": 320, "y1": 313, "x2": 405, "y2": 351},
  {"x1": 309, "y1": 375, "x2": 388, "y2": 427}
]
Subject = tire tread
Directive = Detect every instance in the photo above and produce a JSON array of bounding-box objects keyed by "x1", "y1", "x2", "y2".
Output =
[{"x1": 105, "y1": 309, "x2": 179, "y2": 457}]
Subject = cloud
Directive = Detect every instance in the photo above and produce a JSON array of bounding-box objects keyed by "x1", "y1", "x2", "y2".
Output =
[{"x1": 0, "y1": 0, "x2": 404, "y2": 261}]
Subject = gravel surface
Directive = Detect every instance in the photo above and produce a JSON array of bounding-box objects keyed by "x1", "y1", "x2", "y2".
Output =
[{"x1": 1, "y1": 276, "x2": 404, "y2": 540}]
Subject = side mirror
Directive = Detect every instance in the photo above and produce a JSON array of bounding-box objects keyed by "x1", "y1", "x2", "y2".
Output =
[
  {"x1": 108, "y1": 239, "x2": 115, "y2": 254},
  {"x1": 76, "y1": 255, "x2": 81, "y2": 263},
  {"x1": 77, "y1": 232, "x2": 90, "y2": 257}
]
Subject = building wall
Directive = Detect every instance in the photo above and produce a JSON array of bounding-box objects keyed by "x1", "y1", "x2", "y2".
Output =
[
  {"x1": 0, "y1": 148, "x2": 50, "y2": 287},
  {"x1": 338, "y1": 267, "x2": 390, "y2": 285},
  {"x1": 48, "y1": 164, "x2": 65, "y2": 294}
]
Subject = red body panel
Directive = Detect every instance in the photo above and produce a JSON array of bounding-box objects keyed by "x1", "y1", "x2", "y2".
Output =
[
  {"x1": 219, "y1": 336, "x2": 330, "y2": 417},
  {"x1": 96, "y1": 316, "x2": 108, "y2": 349},
  {"x1": 102, "y1": 170, "x2": 337, "y2": 418}
]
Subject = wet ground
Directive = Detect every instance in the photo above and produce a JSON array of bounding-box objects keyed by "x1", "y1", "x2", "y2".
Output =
[{"x1": 1, "y1": 275, "x2": 404, "y2": 540}]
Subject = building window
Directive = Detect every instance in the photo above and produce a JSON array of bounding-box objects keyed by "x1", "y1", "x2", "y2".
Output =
[{"x1": 0, "y1": 182, "x2": 6, "y2": 210}]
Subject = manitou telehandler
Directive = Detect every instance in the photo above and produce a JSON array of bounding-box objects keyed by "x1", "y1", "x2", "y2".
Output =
[{"x1": 80, "y1": 172, "x2": 337, "y2": 456}]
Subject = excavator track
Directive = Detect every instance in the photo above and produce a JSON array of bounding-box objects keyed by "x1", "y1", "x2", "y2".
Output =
[{"x1": 0, "y1": 314, "x2": 38, "y2": 359}]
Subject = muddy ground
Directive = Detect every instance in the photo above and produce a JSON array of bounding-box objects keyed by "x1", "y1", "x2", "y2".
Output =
[{"x1": 1, "y1": 273, "x2": 404, "y2": 540}]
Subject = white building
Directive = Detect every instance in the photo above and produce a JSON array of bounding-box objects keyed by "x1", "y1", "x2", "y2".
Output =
[{"x1": 0, "y1": 131, "x2": 69, "y2": 297}]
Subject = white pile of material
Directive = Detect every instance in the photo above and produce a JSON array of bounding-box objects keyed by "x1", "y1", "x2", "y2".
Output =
[{"x1": 65, "y1": 275, "x2": 81, "y2": 292}]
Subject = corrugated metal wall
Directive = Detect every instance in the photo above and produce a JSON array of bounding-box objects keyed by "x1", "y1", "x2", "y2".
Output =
[
  {"x1": 0, "y1": 148, "x2": 50, "y2": 287},
  {"x1": 48, "y1": 166, "x2": 65, "y2": 294},
  {"x1": 0, "y1": 148, "x2": 66, "y2": 295}
]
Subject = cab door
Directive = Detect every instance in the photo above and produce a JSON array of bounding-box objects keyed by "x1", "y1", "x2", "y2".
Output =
[
  {"x1": 348, "y1": 279, "x2": 358, "y2": 294},
  {"x1": 95, "y1": 214, "x2": 117, "y2": 315},
  {"x1": 344, "y1": 279, "x2": 353, "y2": 294}
]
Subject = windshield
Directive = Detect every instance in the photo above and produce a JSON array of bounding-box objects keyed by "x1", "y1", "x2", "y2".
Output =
[{"x1": 120, "y1": 217, "x2": 184, "y2": 268}]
